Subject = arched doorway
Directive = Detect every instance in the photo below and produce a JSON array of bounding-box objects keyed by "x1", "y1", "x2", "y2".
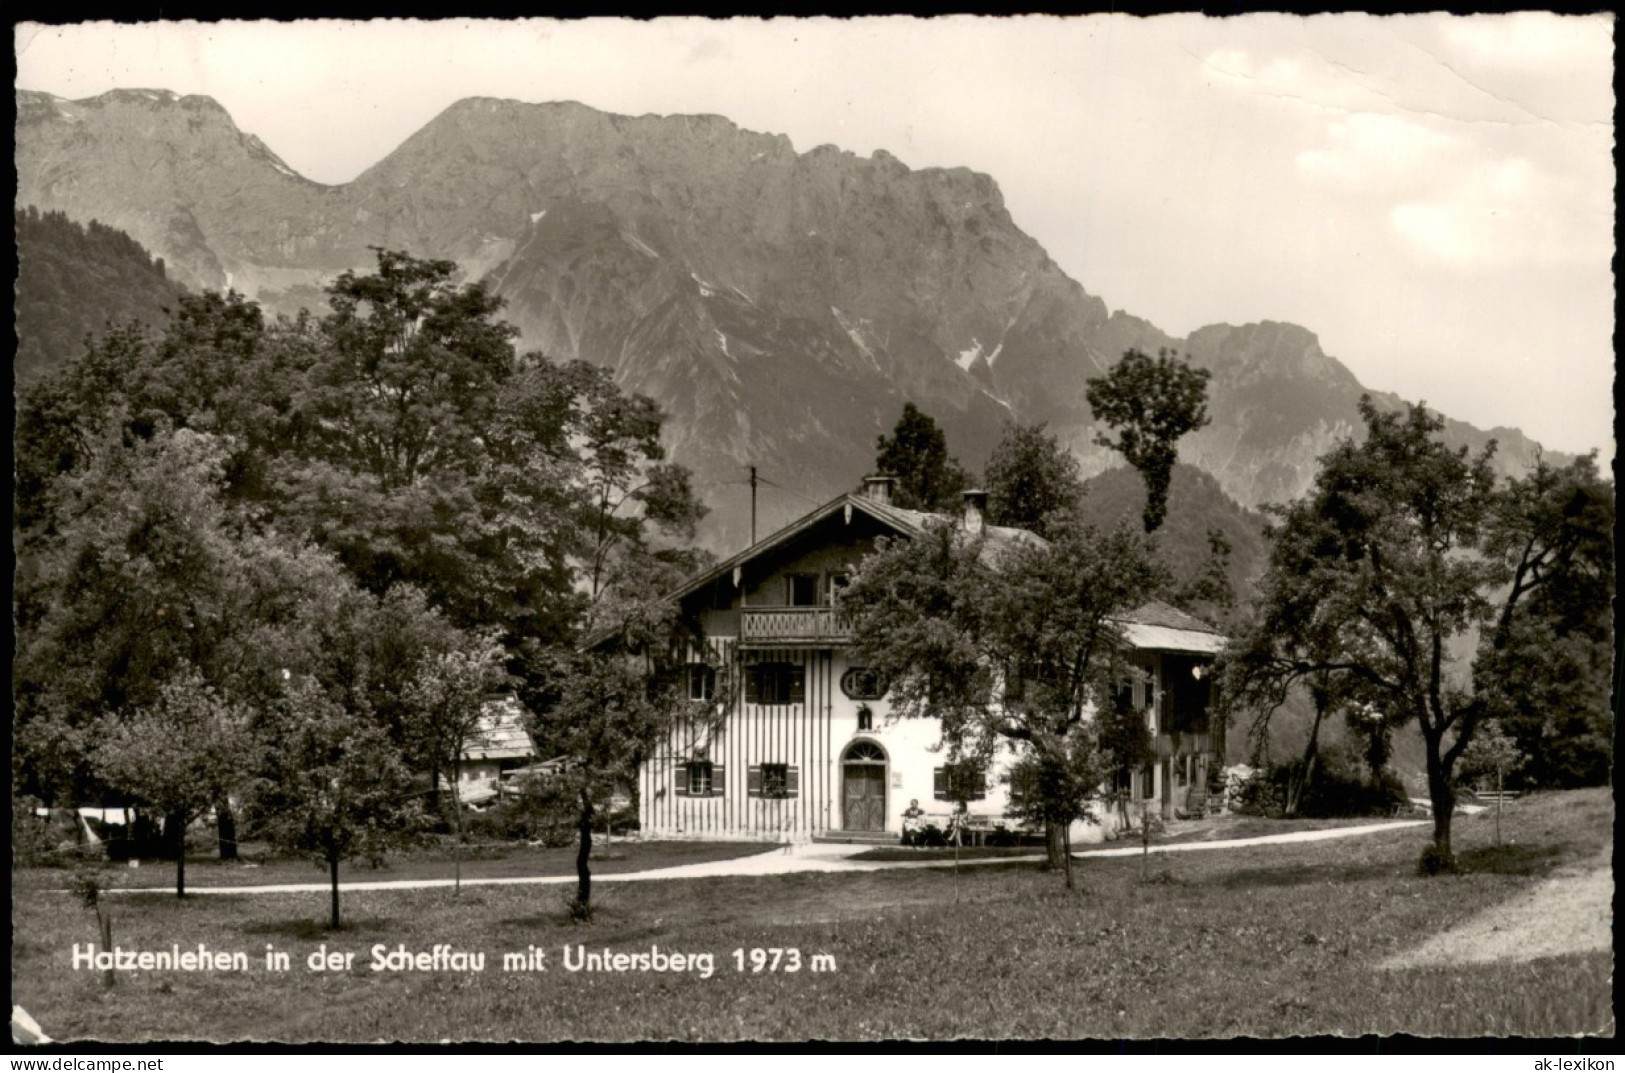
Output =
[{"x1": 842, "y1": 740, "x2": 888, "y2": 832}]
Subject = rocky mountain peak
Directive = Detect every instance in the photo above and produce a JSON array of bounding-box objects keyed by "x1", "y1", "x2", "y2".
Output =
[{"x1": 14, "y1": 90, "x2": 1564, "y2": 545}]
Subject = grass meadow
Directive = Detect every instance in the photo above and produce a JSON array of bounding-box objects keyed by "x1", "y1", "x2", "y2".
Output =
[
  {"x1": 12, "y1": 837, "x2": 775, "y2": 893},
  {"x1": 10, "y1": 788, "x2": 1612, "y2": 1043}
]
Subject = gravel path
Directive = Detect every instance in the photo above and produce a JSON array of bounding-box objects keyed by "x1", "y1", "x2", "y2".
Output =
[
  {"x1": 1381, "y1": 848, "x2": 1614, "y2": 969},
  {"x1": 96, "y1": 819, "x2": 1429, "y2": 896}
]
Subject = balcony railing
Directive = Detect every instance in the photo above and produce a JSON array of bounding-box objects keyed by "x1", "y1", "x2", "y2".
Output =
[
  {"x1": 740, "y1": 607, "x2": 853, "y2": 644},
  {"x1": 1154, "y1": 731, "x2": 1215, "y2": 758}
]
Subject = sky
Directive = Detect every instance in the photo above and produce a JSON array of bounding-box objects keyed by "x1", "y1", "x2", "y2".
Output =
[{"x1": 15, "y1": 15, "x2": 1616, "y2": 461}]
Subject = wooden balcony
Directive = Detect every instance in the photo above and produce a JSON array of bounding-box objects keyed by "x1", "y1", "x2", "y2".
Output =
[
  {"x1": 740, "y1": 607, "x2": 852, "y2": 644},
  {"x1": 1154, "y1": 730, "x2": 1216, "y2": 758}
]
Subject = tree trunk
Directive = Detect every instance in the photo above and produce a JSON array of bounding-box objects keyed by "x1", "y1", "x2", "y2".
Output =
[
  {"x1": 1044, "y1": 821, "x2": 1066, "y2": 871},
  {"x1": 449, "y1": 770, "x2": 465, "y2": 896},
  {"x1": 329, "y1": 852, "x2": 342, "y2": 929},
  {"x1": 575, "y1": 788, "x2": 595, "y2": 909},
  {"x1": 216, "y1": 799, "x2": 238, "y2": 861},
  {"x1": 1286, "y1": 702, "x2": 1326, "y2": 817},
  {"x1": 1494, "y1": 767, "x2": 1503, "y2": 846},
  {"x1": 97, "y1": 902, "x2": 115, "y2": 988},
  {"x1": 1062, "y1": 822, "x2": 1074, "y2": 890},
  {"x1": 1423, "y1": 730, "x2": 1456, "y2": 871},
  {"x1": 170, "y1": 811, "x2": 187, "y2": 899}
]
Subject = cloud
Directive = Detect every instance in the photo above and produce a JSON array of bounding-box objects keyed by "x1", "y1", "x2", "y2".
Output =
[
  {"x1": 1388, "y1": 156, "x2": 1597, "y2": 267},
  {"x1": 1200, "y1": 42, "x2": 1397, "y2": 116},
  {"x1": 1441, "y1": 12, "x2": 1613, "y2": 69},
  {"x1": 1296, "y1": 112, "x2": 1455, "y2": 189}
]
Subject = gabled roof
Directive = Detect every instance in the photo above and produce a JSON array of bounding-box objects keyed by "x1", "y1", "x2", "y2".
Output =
[
  {"x1": 461, "y1": 694, "x2": 535, "y2": 762},
  {"x1": 1114, "y1": 599, "x2": 1227, "y2": 655},
  {"x1": 667, "y1": 490, "x2": 931, "y2": 604},
  {"x1": 653, "y1": 487, "x2": 1222, "y2": 651}
]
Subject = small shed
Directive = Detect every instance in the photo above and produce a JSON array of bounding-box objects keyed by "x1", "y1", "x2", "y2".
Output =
[{"x1": 458, "y1": 694, "x2": 536, "y2": 802}]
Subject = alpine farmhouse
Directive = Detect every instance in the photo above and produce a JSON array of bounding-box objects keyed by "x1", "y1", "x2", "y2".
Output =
[{"x1": 638, "y1": 476, "x2": 1227, "y2": 844}]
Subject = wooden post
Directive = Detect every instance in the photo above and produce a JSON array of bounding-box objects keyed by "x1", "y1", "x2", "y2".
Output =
[{"x1": 1495, "y1": 766, "x2": 1504, "y2": 846}]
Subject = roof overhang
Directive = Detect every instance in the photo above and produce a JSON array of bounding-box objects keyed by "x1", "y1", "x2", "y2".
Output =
[
  {"x1": 666, "y1": 492, "x2": 928, "y2": 605},
  {"x1": 1119, "y1": 623, "x2": 1227, "y2": 655}
]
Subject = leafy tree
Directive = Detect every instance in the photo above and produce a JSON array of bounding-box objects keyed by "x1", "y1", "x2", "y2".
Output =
[
  {"x1": 1173, "y1": 528, "x2": 1236, "y2": 629},
  {"x1": 15, "y1": 428, "x2": 242, "y2": 804},
  {"x1": 1004, "y1": 731, "x2": 1105, "y2": 889},
  {"x1": 1458, "y1": 720, "x2": 1526, "y2": 845},
  {"x1": 400, "y1": 636, "x2": 510, "y2": 889},
  {"x1": 1472, "y1": 453, "x2": 1613, "y2": 788},
  {"x1": 874, "y1": 402, "x2": 969, "y2": 511},
  {"x1": 14, "y1": 206, "x2": 186, "y2": 386},
  {"x1": 92, "y1": 669, "x2": 253, "y2": 898},
  {"x1": 246, "y1": 675, "x2": 425, "y2": 929},
  {"x1": 842, "y1": 509, "x2": 1163, "y2": 879},
  {"x1": 558, "y1": 358, "x2": 708, "y2": 598},
  {"x1": 1085, "y1": 348, "x2": 1212, "y2": 533},
  {"x1": 982, "y1": 422, "x2": 1084, "y2": 540},
  {"x1": 1235, "y1": 397, "x2": 1538, "y2": 872},
  {"x1": 523, "y1": 548, "x2": 723, "y2": 914}
]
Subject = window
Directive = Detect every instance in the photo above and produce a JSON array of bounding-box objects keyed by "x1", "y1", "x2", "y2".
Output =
[
  {"x1": 840, "y1": 666, "x2": 887, "y2": 700},
  {"x1": 676, "y1": 759, "x2": 725, "y2": 797},
  {"x1": 787, "y1": 573, "x2": 819, "y2": 606},
  {"x1": 933, "y1": 761, "x2": 988, "y2": 802},
  {"x1": 827, "y1": 574, "x2": 850, "y2": 603},
  {"x1": 745, "y1": 662, "x2": 804, "y2": 705},
  {"x1": 686, "y1": 664, "x2": 716, "y2": 702},
  {"x1": 856, "y1": 704, "x2": 873, "y2": 731},
  {"x1": 749, "y1": 763, "x2": 798, "y2": 799},
  {"x1": 1140, "y1": 764, "x2": 1156, "y2": 799}
]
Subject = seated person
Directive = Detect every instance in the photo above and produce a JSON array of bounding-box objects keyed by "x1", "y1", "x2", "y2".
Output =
[{"x1": 901, "y1": 799, "x2": 925, "y2": 847}]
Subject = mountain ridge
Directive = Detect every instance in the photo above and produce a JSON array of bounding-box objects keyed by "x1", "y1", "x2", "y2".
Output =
[{"x1": 15, "y1": 87, "x2": 1565, "y2": 547}]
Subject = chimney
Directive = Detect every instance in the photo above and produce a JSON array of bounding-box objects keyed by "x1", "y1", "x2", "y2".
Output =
[
  {"x1": 862, "y1": 475, "x2": 896, "y2": 506},
  {"x1": 962, "y1": 489, "x2": 988, "y2": 535}
]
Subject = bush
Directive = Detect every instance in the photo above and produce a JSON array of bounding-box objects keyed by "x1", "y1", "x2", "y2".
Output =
[
  {"x1": 1296, "y1": 764, "x2": 1409, "y2": 818},
  {"x1": 1240, "y1": 746, "x2": 1410, "y2": 819},
  {"x1": 1229, "y1": 771, "x2": 1283, "y2": 817},
  {"x1": 12, "y1": 797, "x2": 66, "y2": 867}
]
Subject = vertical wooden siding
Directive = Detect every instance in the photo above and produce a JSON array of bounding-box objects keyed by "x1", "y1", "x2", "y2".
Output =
[{"x1": 641, "y1": 643, "x2": 837, "y2": 840}]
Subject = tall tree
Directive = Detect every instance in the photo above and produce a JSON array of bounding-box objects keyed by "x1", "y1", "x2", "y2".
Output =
[
  {"x1": 842, "y1": 510, "x2": 1163, "y2": 878},
  {"x1": 1472, "y1": 453, "x2": 1613, "y2": 788},
  {"x1": 1085, "y1": 348, "x2": 1211, "y2": 533},
  {"x1": 874, "y1": 402, "x2": 969, "y2": 512},
  {"x1": 982, "y1": 422, "x2": 1084, "y2": 540},
  {"x1": 1237, "y1": 398, "x2": 1518, "y2": 871},
  {"x1": 524, "y1": 549, "x2": 723, "y2": 915}
]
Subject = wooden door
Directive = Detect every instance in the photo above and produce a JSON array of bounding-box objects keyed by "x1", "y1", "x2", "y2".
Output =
[{"x1": 842, "y1": 764, "x2": 886, "y2": 831}]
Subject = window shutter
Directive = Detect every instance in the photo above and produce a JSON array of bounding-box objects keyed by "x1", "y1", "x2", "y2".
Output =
[
  {"x1": 712, "y1": 765, "x2": 726, "y2": 796},
  {"x1": 744, "y1": 667, "x2": 760, "y2": 704},
  {"x1": 933, "y1": 767, "x2": 948, "y2": 800},
  {"x1": 747, "y1": 765, "x2": 763, "y2": 797},
  {"x1": 786, "y1": 766, "x2": 800, "y2": 798},
  {"x1": 675, "y1": 763, "x2": 691, "y2": 797},
  {"x1": 789, "y1": 665, "x2": 805, "y2": 704}
]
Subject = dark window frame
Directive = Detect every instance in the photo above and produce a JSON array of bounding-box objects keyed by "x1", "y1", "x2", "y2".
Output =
[
  {"x1": 786, "y1": 573, "x2": 819, "y2": 607},
  {"x1": 840, "y1": 666, "x2": 887, "y2": 701},
  {"x1": 932, "y1": 761, "x2": 989, "y2": 802},
  {"x1": 747, "y1": 662, "x2": 805, "y2": 705}
]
